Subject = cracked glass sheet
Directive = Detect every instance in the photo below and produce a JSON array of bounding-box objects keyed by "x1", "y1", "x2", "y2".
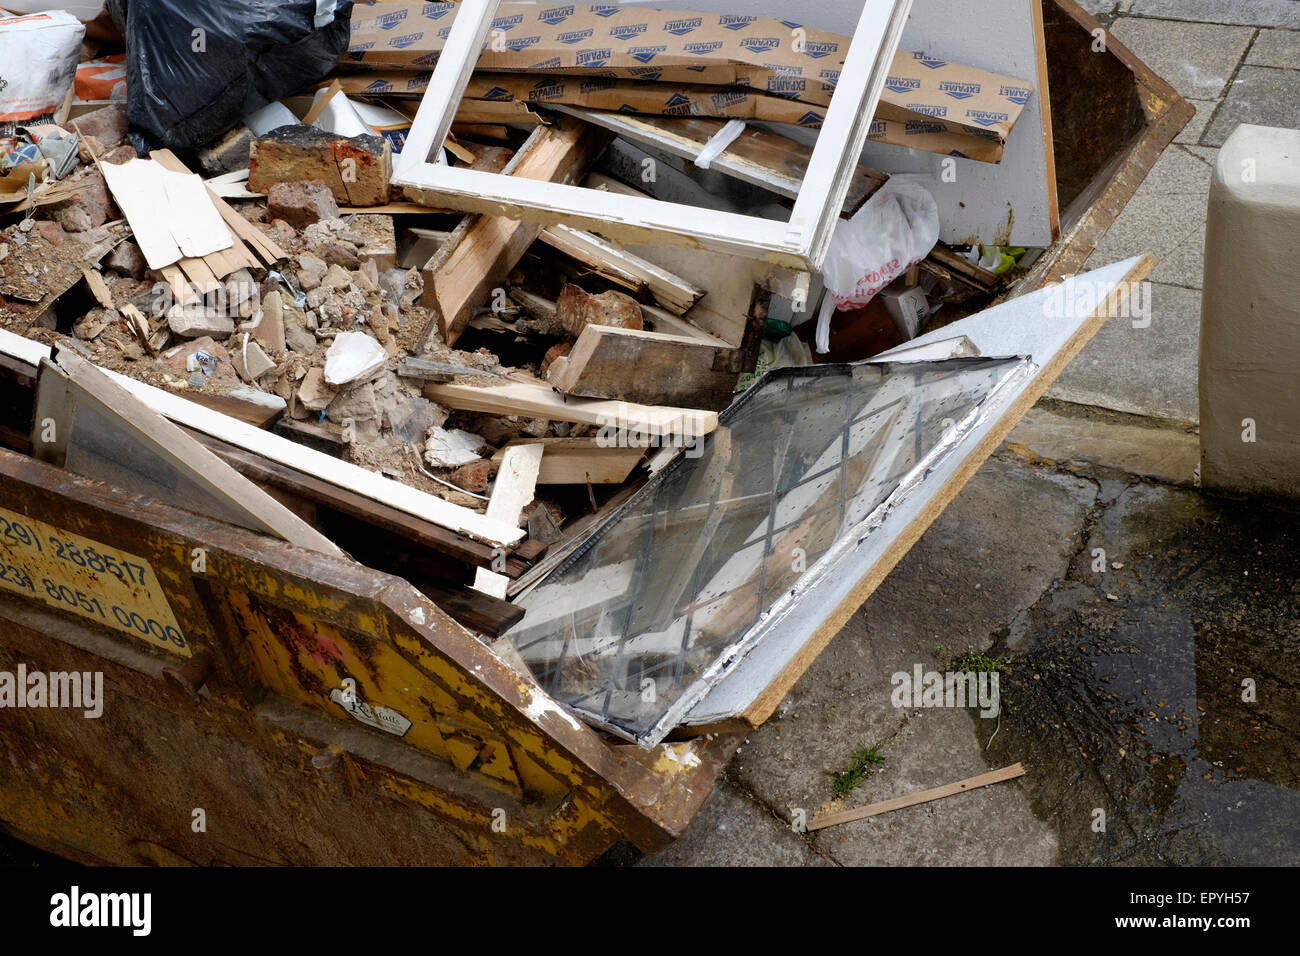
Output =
[{"x1": 506, "y1": 357, "x2": 1032, "y2": 744}]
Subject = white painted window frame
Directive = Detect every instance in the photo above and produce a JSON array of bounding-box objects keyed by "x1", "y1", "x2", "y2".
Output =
[{"x1": 392, "y1": 0, "x2": 913, "y2": 272}]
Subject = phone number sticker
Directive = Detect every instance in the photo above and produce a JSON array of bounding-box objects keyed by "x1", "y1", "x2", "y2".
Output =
[{"x1": 0, "y1": 506, "x2": 190, "y2": 658}]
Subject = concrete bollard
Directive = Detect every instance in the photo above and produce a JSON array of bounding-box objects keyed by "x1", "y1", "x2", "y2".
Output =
[{"x1": 1200, "y1": 124, "x2": 1300, "y2": 497}]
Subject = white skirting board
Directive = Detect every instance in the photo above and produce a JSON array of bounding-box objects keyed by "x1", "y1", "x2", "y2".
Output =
[
  {"x1": 0, "y1": 329, "x2": 525, "y2": 551},
  {"x1": 683, "y1": 254, "x2": 1152, "y2": 728}
]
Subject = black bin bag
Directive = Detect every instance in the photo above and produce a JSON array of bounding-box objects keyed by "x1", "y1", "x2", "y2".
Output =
[{"x1": 109, "y1": 0, "x2": 353, "y2": 152}]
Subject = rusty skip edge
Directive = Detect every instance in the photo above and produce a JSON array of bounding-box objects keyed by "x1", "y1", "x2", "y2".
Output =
[
  {"x1": 1021, "y1": 0, "x2": 1194, "y2": 292},
  {"x1": 0, "y1": 448, "x2": 740, "y2": 860}
]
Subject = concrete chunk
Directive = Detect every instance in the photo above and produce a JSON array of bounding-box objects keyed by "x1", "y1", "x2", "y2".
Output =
[
  {"x1": 167, "y1": 305, "x2": 236, "y2": 339},
  {"x1": 323, "y1": 331, "x2": 386, "y2": 386}
]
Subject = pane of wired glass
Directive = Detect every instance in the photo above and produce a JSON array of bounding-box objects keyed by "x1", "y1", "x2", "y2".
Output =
[{"x1": 507, "y1": 357, "x2": 1027, "y2": 741}]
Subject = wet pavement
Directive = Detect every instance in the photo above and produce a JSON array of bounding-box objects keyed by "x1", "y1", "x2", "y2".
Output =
[{"x1": 642, "y1": 405, "x2": 1300, "y2": 865}]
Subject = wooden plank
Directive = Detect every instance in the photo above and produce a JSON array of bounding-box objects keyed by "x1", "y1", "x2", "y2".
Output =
[
  {"x1": 82, "y1": 268, "x2": 114, "y2": 309},
  {"x1": 536, "y1": 229, "x2": 646, "y2": 296},
  {"x1": 556, "y1": 108, "x2": 887, "y2": 216},
  {"x1": 807, "y1": 764, "x2": 1027, "y2": 831},
  {"x1": 483, "y1": 443, "x2": 543, "y2": 530},
  {"x1": 188, "y1": 431, "x2": 504, "y2": 570},
  {"x1": 397, "y1": 357, "x2": 502, "y2": 383},
  {"x1": 549, "y1": 325, "x2": 741, "y2": 412},
  {"x1": 423, "y1": 379, "x2": 719, "y2": 438},
  {"x1": 539, "y1": 225, "x2": 706, "y2": 315},
  {"x1": 493, "y1": 439, "x2": 643, "y2": 486},
  {"x1": 506, "y1": 288, "x2": 557, "y2": 324},
  {"x1": 472, "y1": 443, "x2": 543, "y2": 598},
  {"x1": 417, "y1": 579, "x2": 524, "y2": 637},
  {"x1": 424, "y1": 116, "x2": 610, "y2": 346},
  {"x1": 174, "y1": 386, "x2": 286, "y2": 429}
]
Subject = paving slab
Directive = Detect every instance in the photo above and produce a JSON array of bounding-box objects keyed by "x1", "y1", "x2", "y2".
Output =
[
  {"x1": 1085, "y1": 144, "x2": 1212, "y2": 287},
  {"x1": 810, "y1": 707, "x2": 1059, "y2": 866},
  {"x1": 984, "y1": 482, "x2": 1300, "y2": 864},
  {"x1": 1204, "y1": 65, "x2": 1300, "y2": 146},
  {"x1": 1128, "y1": 0, "x2": 1300, "y2": 28},
  {"x1": 1110, "y1": 16, "x2": 1255, "y2": 100},
  {"x1": 1246, "y1": 26, "x2": 1300, "y2": 66},
  {"x1": 1175, "y1": 98, "x2": 1220, "y2": 146},
  {"x1": 1048, "y1": 282, "x2": 1202, "y2": 423},
  {"x1": 723, "y1": 459, "x2": 1096, "y2": 845}
]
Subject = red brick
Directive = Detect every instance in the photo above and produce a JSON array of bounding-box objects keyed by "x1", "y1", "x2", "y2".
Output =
[
  {"x1": 556, "y1": 283, "x2": 644, "y2": 339},
  {"x1": 68, "y1": 105, "x2": 129, "y2": 149},
  {"x1": 248, "y1": 124, "x2": 391, "y2": 207},
  {"x1": 449, "y1": 458, "x2": 493, "y2": 494},
  {"x1": 266, "y1": 181, "x2": 340, "y2": 230}
]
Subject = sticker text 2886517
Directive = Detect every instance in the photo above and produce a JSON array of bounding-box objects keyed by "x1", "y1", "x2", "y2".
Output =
[{"x1": 0, "y1": 507, "x2": 189, "y2": 657}]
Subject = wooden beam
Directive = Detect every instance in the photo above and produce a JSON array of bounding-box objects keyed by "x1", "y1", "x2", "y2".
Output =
[
  {"x1": 807, "y1": 764, "x2": 1027, "y2": 831},
  {"x1": 417, "y1": 578, "x2": 524, "y2": 637},
  {"x1": 422, "y1": 116, "x2": 610, "y2": 347},
  {"x1": 493, "y1": 438, "x2": 643, "y2": 486},
  {"x1": 539, "y1": 225, "x2": 706, "y2": 315},
  {"x1": 548, "y1": 325, "x2": 742, "y2": 412},
  {"x1": 423, "y1": 379, "x2": 719, "y2": 438},
  {"x1": 553, "y1": 107, "x2": 888, "y2": 216}
]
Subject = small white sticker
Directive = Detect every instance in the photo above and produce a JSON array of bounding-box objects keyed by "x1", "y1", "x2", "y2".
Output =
[{"x1": 330, "y1": 687, "x2": 412, "y2": 737}]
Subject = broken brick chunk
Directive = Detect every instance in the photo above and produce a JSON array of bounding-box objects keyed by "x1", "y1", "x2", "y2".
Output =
[
  {"x1": 556, "y1": 283, "x2": 644, "y2": 339},
  {"x1": 267, "y1": 181, "x2": 340, "y2": 229}
]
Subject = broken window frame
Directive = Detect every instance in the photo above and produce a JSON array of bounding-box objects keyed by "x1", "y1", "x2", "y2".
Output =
[
  {"x1": 392, "y1": 0, "x2": 915, "y2": 273},
  {"x1": 506, "y1": 353, "x2": 1037, "y2": 746}
]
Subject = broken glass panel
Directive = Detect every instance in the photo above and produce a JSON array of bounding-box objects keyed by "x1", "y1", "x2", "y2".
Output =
[{"x1": 507, "y1": 356, "x2": 1034, "y2": 745}]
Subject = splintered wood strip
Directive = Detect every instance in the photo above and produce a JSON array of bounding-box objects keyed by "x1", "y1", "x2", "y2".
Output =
[
  {"x1": 807, "y1": 764, "x2": 1027, "y2": 831},
  {"x1": 178, "y1": 257, "x2": 221, "y2": 296},
  {"x1": 422, "y1": 379, "x2": 719, "y2": 437},
  {"x1": 160, "y1": 265, "x2": 200, "y2": 306},
  {"x1": 151, "y1": 149, "x2": 287, "y2": 266},
  {"x1": 82, "y1": 268, "x2": 114, "y2": 309}
]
